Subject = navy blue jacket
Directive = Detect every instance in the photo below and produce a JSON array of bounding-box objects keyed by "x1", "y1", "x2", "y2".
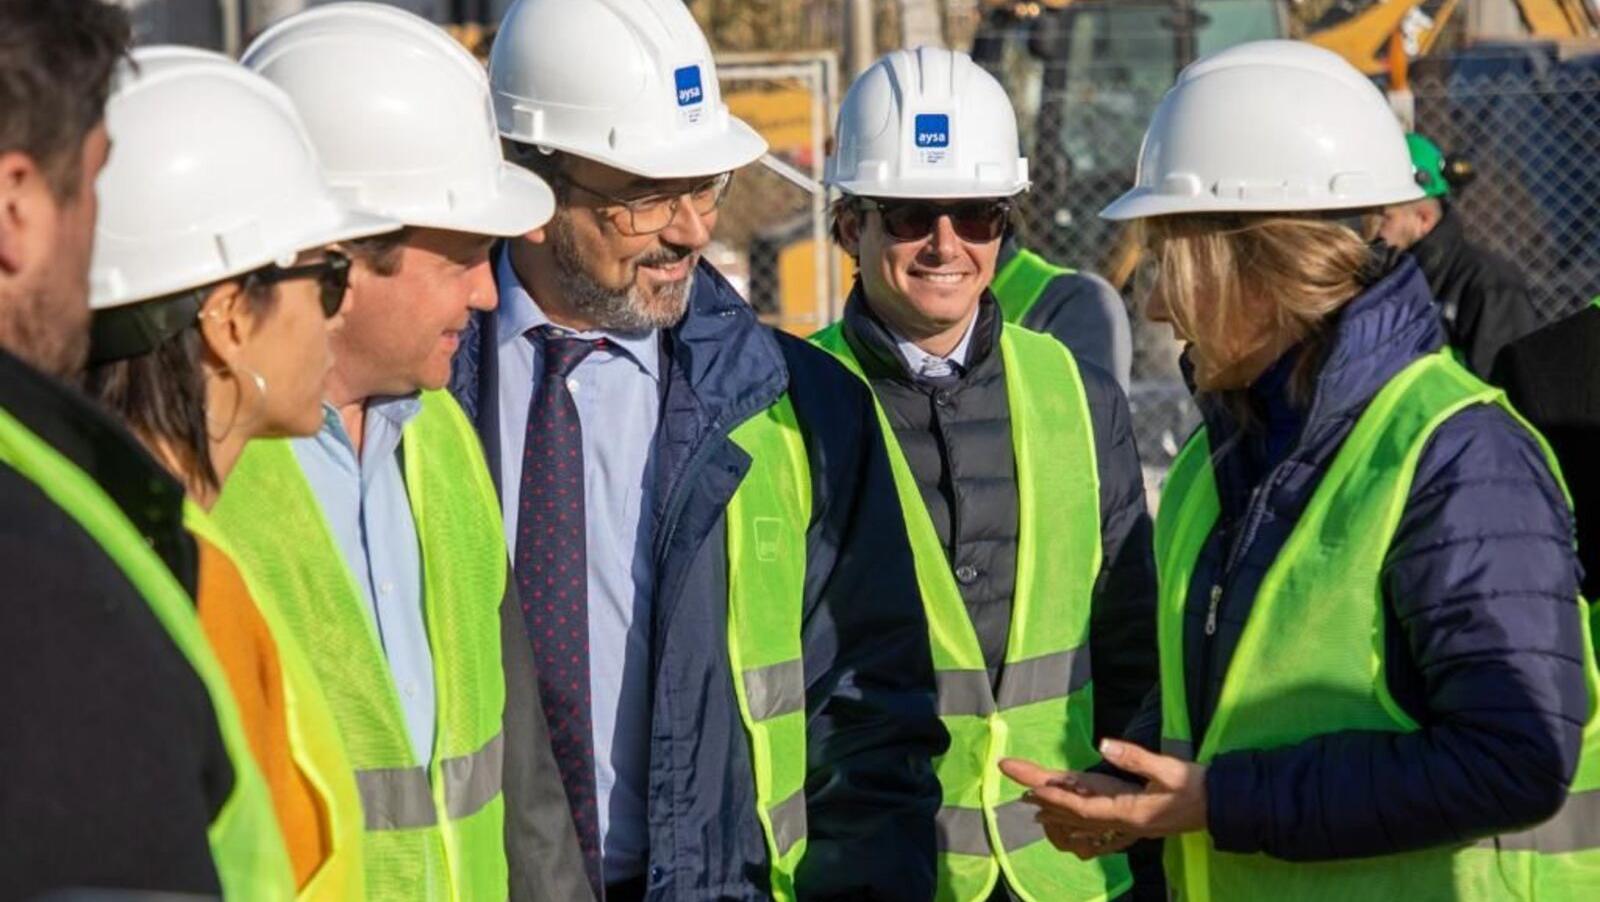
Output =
[
  {"x1": 1130, "y1": 255, "x2": 1588, "y2": 861},
  {"x1": 451, "y1": 260, "x2": 945, "y2": 900}
]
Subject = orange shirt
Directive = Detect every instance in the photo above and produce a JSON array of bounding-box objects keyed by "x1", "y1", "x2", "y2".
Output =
[{"x1": 194, "y1": 533, "x2": 328, "y2": 889}]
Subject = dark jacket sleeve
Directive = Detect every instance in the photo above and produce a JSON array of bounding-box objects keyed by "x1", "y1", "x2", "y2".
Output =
[
  {"x1": 1205, "y1": 403, "x2": 1588, "y2": 860},
  {"x1": 1080, "y1": 363, "x2": 1160, "y2": 743},
  {"x1": 1455, "y1": 255, "x2": 1540, "y2": 380},
  {"x1": 499, "y1": 572, "x2": 593, "y2": 902},
  {"x1": 788, "y1": 344, "x2": 948, "y2": 901},
  {"x1": 1024, "y1": 272, "x2": 1134, "y2": 393}
]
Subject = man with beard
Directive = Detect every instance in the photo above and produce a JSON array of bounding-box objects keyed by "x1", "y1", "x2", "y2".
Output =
[{"x1": 450, "y1": 1, "x2": 946, "y2": 899}]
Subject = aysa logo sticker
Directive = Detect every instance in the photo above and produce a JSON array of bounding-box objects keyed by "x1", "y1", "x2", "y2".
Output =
[
  {"x1": 914, "y1": 114, "x2": 950, "y2": 148},
  {"x1": 673, "y1": 64, "x2": 707, "y2": 126},
  {"x1": 913, "y1": 113, "x2": 953, "y2": 166},
  {"x1": 674, "y1": 65, "x2": 704, "y2": 107}
]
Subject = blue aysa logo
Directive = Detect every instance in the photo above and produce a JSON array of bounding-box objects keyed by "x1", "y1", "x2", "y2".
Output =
[
  {"x1": 674, "y1": 65, "x2": 704, "y2": 107},
  {"x1": 914, "y1": 114, "x2": 950, "y2": 148}
]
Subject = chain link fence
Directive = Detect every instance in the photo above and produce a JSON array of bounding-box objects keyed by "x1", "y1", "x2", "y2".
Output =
[
  {"x1": 715, "y1": 54, "x2": 846, "y2": 337},
  {"x1": 1412, "y1": 54, "x2": 1600, "y2": 322}
]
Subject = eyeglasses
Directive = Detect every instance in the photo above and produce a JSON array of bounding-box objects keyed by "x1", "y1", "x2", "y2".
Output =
[
  {"x1": 858, "y1": 198, "x2": 1012, "y2": 244},
  {"x1": 562, "y1": 171, "x2": 734, "y2": 236},
  {"x1": 247, "y1": 249, "x2": 352, "y2": 318}
]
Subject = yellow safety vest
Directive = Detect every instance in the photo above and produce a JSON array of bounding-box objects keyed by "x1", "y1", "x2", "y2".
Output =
[
  {"x1": 1155, "y1": 352, "x2": 1600, "y2": 901},
  {"x1": 813, "y1": 322, "x2": 1129, "y2": 902},
  {"x1": 993, "y1": 248, "x2": 1074, "y2": 326},
  {"x1": 185, "y1": 503, "x2": 365, "y2": 900},
  {"x1": 725, "y1": 394, "x2": 813, "y2": 901},
  {"x1": 213, "y1": 390, "x2": 507, "y2": 901},
  {"x1": 0, "y1": 407, "x2": 294, "y2": 900}
]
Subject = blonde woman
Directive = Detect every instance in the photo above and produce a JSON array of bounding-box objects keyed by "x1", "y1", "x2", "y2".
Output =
[
  {"x1": 84, "y1": 48, "x2": 398, "y2": 896},
  {"x1": 1004, "y1": 41, "x2": 1600, "y2": 901}
]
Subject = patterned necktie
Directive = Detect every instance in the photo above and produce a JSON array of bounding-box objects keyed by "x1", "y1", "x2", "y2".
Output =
[{"x1": 513, "y1": 325, "x2": 606, "y2": 894}]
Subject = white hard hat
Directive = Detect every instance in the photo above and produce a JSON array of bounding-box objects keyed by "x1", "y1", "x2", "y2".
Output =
[
  {"x1": 825, "y1": 46, "x2": 1029, "y2": 200},
  {"x1": 1101, "y1": 40, "x2": 1422, "y2": 221},
  {"x1": 89, "y1": 46, "x2": 399, "y2": 311},
  {"x1": 242, "y1": 2, "x2": 554, "y2": 236},
  {"x1": 489, "y1": 0, "x2": 767, "y2": 180}
]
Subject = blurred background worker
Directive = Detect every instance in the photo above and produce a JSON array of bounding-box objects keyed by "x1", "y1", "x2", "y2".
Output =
[
  {"x1": 1378, "y1": 132, "x2": 1540, "y2": 377},
  {"x1": 0, "y1": 1, "x2": 265, "y2": 896},
  {"x1": 1493, "y1": 294, "x2": 1600, "y2": 601},
  {"x1": 813, "y1": 45, "x2": 1157, "y2": 902},
  {"x1": 210, "y1": 4, "x2": 588, "y2": 899},
  {"x1": 83, "y1": 46, "x2": 402, "y2": 897},
  {"x1": 452, "y1": 0, "x2": 946, "y2": 898},
  {"x1": 993, "y1": 231, "x2": 1133, "y2": 391},
  {"x1": 1004, "y1": 40, "x2": 1600, "y2": 901}
]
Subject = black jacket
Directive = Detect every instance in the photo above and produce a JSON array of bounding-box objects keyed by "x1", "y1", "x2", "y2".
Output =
[
  {"x1": 1493, "y1": 301, "x2": 1600, "y2": 599},
  {"x1": 452, "y1": 259, "x2": 945, "y2": 900},
  {"x1": 1411, "y1": 204, "x2": 1541, "y2": 378},
  {"x1": 0, "y1": 348, "x2": 227, "y2": 898},
  {"x1": 838, "y1": 286, "x2": 1159, "y2": 745}
]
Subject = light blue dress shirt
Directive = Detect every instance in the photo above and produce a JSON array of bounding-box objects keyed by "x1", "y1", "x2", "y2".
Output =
[
  {"x1": 494, "y1": 250, "x2": 659, "y2": 881},
  {"x1": 292, "y1": 398, "x2": 435, "y2": 766},
  {"x1": 888, "y1": 306, "x2": 979, "y2": 379}
]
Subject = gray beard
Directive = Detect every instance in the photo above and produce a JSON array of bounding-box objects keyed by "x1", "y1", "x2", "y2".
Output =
[{"x1": 549, "y1": 214, "x2": 693, "y2": 333}]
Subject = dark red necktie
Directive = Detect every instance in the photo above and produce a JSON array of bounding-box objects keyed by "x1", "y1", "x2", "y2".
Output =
[{"x1": 514, "y1": 325, "x2": 606, "y2": 894}]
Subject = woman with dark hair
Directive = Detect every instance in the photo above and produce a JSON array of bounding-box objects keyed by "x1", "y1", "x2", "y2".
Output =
[
  {"x1": 1002, "y1": 41, "x2": 1600, "y2": 901},
  {"x1": 84, "y1": 47, "x2": 398, "y2": 897}
]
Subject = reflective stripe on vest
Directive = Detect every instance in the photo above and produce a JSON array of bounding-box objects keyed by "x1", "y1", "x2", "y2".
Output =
[
  {"x1": 186, "y1": 504, "x2": 366, "y2": 900},
  {"x1": 726, "y1": 394, "x2": 812, "y2": 901},
  {"x1": 812, "y1": 322, "x2": 1130, "y2": 902},
  {"x1": 0, "y1": 408, "x2": 295, "y2": 900},
  {"x1": 1155, "y1": 352, "x2": 1600, "y2": 901},
  {"x1": 214, "y1": 390, "x2": 508, "y2": 902},
  {"x1": 992, "y1": 248, "x2": 1074, "y2": 326}
]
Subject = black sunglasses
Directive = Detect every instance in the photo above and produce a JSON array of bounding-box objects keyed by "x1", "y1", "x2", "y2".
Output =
[
  {"x1": 858, "y1": 198, "x2": 1011, "y2": 243},
  {"x1": 247, "y1": 249, "x2": 352, "y2": 318}
]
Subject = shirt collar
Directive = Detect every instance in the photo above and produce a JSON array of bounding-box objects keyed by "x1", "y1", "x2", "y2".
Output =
[
  {"x1": 884, "y1": 307, "x2": 979, "y2": 380},
  {"x1": 316, "y1": 394, "x2": 424, "y2": 455},
  {"x1": 493, "y1": 242, "x2": 661, "y2": 382}
]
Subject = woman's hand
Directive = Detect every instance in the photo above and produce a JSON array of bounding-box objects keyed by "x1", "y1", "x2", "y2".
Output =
[{"x1": 1001, "y1": 739, "x2": 1209, "y2": 848}]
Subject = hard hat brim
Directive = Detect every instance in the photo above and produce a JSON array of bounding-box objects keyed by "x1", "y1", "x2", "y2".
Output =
[
  {"x1": 1098, "y1": 183, "x2": 1427, "y2": 221},
  {"x1": 395, "y1": 162, "x2": 557, "y2": 237},
  {"x1": 528, "y1": 117, "x2": 770, "y2": 182},
  {"x1": 832, "y1": 180, "x2": 1029, "y2": 200}
]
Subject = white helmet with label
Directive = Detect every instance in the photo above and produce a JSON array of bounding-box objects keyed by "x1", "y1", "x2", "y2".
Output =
[
  {"x1": 242, "y1": 1, "x2": 554, "y2": 236},
  {"x1": 489, "y1": 0, "x2": 767, "y2": 180},
  {"x1": 825, "y1": 46, "x2": 1029, "y2": 199},
  {"x1": 1100, "y1": 40, "x2": 1422, "y2": 221},
  {"x1": 90, "y1": 46, "x2": 399, "y2": 311}
]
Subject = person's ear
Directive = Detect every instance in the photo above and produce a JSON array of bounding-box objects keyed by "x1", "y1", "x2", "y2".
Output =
[
  {"x1": 0, "y1": 151, "x2": 55, "y2": 278},
  {"x1": 195, "y1": 279, "x2": 254, "y2": 367},
  {"x1": 837, "y1": 205, "x2": 863, "y2": 258}
]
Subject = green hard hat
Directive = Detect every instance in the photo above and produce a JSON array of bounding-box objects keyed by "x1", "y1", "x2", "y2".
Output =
[{"x1": 1407, "y1": 133, "x2": 1454, "y2": 198}]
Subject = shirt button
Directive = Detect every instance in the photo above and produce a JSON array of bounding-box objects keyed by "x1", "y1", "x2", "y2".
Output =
[
  {"x1": 379, "y1": 581, "x2": 395, "y2": 596},
  {"x1": 955, "y1": 564, "x2": 979, "y2": 585},
  {"x1": 567, "y1": 377, "x2": 580, "y2": 393},
  {"x1": 649, "y1": 866, "x2": 665, "y2": 883},
  {"x1": 403, "y1": 681, "x2": 418, "y2": 699},
  {"x1": 934, "y1": 390, "x2": 954, "y2": 408}
]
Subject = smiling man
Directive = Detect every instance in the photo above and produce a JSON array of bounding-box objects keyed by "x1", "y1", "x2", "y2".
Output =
[
  {"x1": 811, "y1": 47, "x2": 1158, "y2": 902},
  {"x1": 451, "y1": 1, "x2": 947, "y2": 899},
  {"x1": 209, "y1": 5, "x2": 591, "y2": 900}
]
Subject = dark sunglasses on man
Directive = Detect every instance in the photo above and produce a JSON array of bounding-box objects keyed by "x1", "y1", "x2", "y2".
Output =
[{"x1": 857, "y1": 197, "x2": 1012, "y2": 244}]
